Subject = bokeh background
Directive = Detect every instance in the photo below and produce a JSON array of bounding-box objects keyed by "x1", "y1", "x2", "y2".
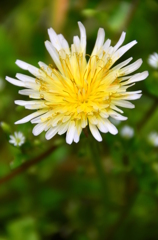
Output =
[{"x1": 0, "y1": 0, "x2": 158, "y2": 239}]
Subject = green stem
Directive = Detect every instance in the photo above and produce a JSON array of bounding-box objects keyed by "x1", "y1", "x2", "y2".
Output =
[
  {"x1": 88, "y1": 136, "x2": 109, "y2": 205},
  {"x1": 0, "y1": 144, "x2": 57, "y2": 185}
]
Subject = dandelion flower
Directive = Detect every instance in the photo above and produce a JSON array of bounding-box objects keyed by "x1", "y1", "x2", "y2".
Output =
[
  {"x1": 120, "y1": 125, "x2": 134, "y2": 139},
  {"x1": 6, "y1": 22, "x2": 148, "y2": 144},
  {"x1": 9, "y1": 131, "x2": 25, "y2": 146},
  {"x1": 148, "y1": 52, "x2": 158, "y2": 69}
]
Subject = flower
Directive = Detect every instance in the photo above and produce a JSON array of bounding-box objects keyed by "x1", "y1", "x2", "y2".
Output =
[
  {"x1": 148, "y1": 52, "x2": 158, "y2": 69},
  {"x1": 148, "y1": 132, "x2": 158, "y2": 147},
  {"x1": 120, "y1": 125, "x2": 134, "y2": 139},
  {"x1": 9, "y1": 131, "x2": 25, "y2": 146},
  {"x1": 6, "y1": 22, "x2": 148, "y2": 144}
]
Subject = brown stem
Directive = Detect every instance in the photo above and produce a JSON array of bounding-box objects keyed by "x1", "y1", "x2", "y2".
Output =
[
  {"x1": 83, "y1": 127, "x2": 89, "y2": 138},
  {"x1": 0, "y1": 144, "x2": 57, "y2": 185}
]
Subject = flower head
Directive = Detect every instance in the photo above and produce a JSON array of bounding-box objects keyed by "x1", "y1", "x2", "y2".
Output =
[
  {"x1": 148, "y1": 52, "x2": 158, "y2": 69},
  {"x1": 6, "y1": 22, "x2": 148, "y2": 144},
  {"x1": 9, "y1": 131, "x2": 25, "y2": 146},
  {"x1": 120, "y1": 125, "x2": 134, "y2": 139}
]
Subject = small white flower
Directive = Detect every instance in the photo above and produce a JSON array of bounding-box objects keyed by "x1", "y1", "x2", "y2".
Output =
[
  {"x1": 148, "y1": 132, "x2": 158, "y2": 147},
  {"x1": 120, "y1": 125, "x2": 134, "y2": 139},
  {"x1": 148, "y1": 52, "x2": 158, "y2": 69},
  {"x1": 9, "y1": 131, "x2": 25, "y2": 146}
]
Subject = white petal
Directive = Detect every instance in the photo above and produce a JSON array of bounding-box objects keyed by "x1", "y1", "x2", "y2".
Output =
[
  {"x1": 15, "y1": 100, "x2": 44, "y2": 107},
  {"x1": 120, "y1": 59, "x2": 142, "y2": 75},
  {"x1": 125, "y1": 71, "x2": 149, "y2": 84},
  {"x1": 112, "y1": 40, "x2": 137, "y2": 62},
  {"x1": 122, "y1": 93, "x2": 142, "y2": 100},
  {"x1": 45, "y1": 41, "x2": 63, "y2": 73},
  {"x1": 97, "y1": 118, "x2": 108, "y2": 133},
  {"x1": 32, "y1": 122, "x2": 47, "y2": 136},
  {"x1": 112, "y1": 100, "x2": 135, "y2": 108},
  {"x1": 78, "y1": 21, "x2": 86, "y2": 53},
  {"x1": 104, "y1": 119, "x2": 118, "y2": 135},
  {"x1": 16, "y1": 60, "x2": 30, "y2": 70},
  {"x1": 88, "y1": 115, "x2": 98, "y2": 125},
  {"x1": 45, "y1": 127, "x2": 58, "y2": 140},
  {"x1": 5, "y1": 76, "x2": 25, "y2": 87},
  {"x1": 102, "y1": 39, "x2": 111, "y2": 51},
  {"x1": 89, "y1": 124, "x2": 102, "y2": 142},
  {"x1": 51, "y1": 114, "x2": 63, "y2": 127},
  {"x1": 58, "y1": 121, "x2": 70, "y2": 135},
  {"x1": 48, "y1": 28, "x2": 62, "y2": 51},
  {"x1": 25, "y1": 102, "x2": 46, "y2": 110},
  {"x1": 110, "y1": 104, "x2": 124, "y2": 113},
  {"x1": 15, "y1": 110, "x2": 47, "y2": 124},
  {"x1": 112, "y1": 57, "x2": 133, "y2": 71},
  {"x1": 18, "y1": 89, "x2": 39, "y2": 96},
  {"x1": 27, "y1": 66, "x2": 45, "y2": 79},
  {"x1": 16, "y1": 73, "x2": 35, "y2": 83},
  {"x1": 38, "y1": 61, "x2": 54, "y2": 79},
  {"x1": 15, "y1": 100, "x2": 28, "y2": 106},
  {"x1": 66, "y1": 121, "x2": 76, "y2": 144},
  {"x1": 108, "y1": 110, "x2": 127, "y2": 121},
  {"x1": 73, "y1": 36, "x2": 80, "y2": 52},
  {"x1": 58, "y1": 34, "x2": 70, "y2": 54},
  {"x1": 31, "y1": 116, "x2": 42, "y2": 124},
  {"x1": 74, "y1": 129, "x2": 80, "y2": 143},
  {"x1": 113, "y1": 32, "x2": 126, "y2": 52},
  {"x1": 92, "y1": 28, "x2": 105, "y2": 55}
]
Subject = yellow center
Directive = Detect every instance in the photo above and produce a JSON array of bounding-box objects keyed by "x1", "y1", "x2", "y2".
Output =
[{"x1": 39, "y1": 52, "x2": 119, "y2": 124}]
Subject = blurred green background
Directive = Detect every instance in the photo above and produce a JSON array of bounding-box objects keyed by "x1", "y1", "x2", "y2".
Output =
[{"x1": 0, "y1": 0, "x2": 158, "y2": 239}]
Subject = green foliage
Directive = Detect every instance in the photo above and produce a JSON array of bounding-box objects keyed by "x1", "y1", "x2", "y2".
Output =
[{"x1": 0, "y1": 0, "x2": 158, "y2": 239}]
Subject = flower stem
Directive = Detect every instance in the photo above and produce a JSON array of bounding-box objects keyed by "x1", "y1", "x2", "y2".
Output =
[
  {"x1": 0, "y1": 144, "x2": 57, "y2": 185},
  {"x1": 88, "y1": 136, "x2": 109, "y2": 205}
]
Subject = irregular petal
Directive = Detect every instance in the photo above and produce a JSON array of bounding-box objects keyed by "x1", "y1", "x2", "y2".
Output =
[
  {"x1": 45, "y1": 41, "x2": 63, "y2": 73},
  {"x1": 5, "y1": 76, "x2": 25, "y2": 87},
  {"x1": 102, "y1": 39, "x2": 111, "y2": 51},
  {"x1": 113, "y1": 32, "x2": 126, "y2": 52},
  {"x1": 112, "y1": 57, "x2": 133, "y2": 71},
  {"x1": 92, "y1": 28, "x2": 105, "y2": 55},
  {"x1": 32, "y1": 122, "x2": 48, "y2": 136},
  {"x1": 78, "y1": 21, "x2": 86, "y2": 54},
  {"x1": 16, "y1": 73, "x2": 36, "y2": 83},
  {"x1": 112, "y1": 100, "x2": 135, "y2": 109},
  {"x1": 66, "y1": 121, "x2": 76, "y2": 144},
  {"x1": 58, "y1": 121, "x2": 70, "y2": 135},
  {"x1": 123, "y1": 71, "x2": 149, "y2": 84},
  {"x1": 112, "y1": 40, "x2": 137, "y2": 62},
  {"x1": 45, "y1": 127, "x2": 58, "y2": 140},
  {"x1": 48, "y1": 28, "x2": 62, "y2": 51},
  {"x1": 89, "y1": 124, "x2": 102, "y2": 142},
  {"x1": 15, "y1": 110, "x2": 47, "y2": 124},
  {"x1": 120, "y1": 59, "x2": 142, "y2": 75},
  {"x1": 97, "y1": 118, "x2": 108, "y2": 133},
  {"x1": 104, "y1": 119, "x2": 118, "y2": 135}
]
